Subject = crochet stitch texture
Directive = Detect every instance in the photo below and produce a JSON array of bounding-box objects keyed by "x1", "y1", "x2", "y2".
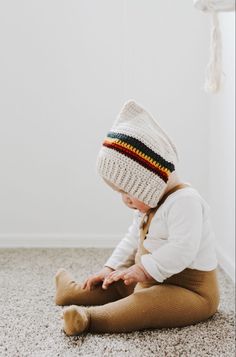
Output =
[{"x1": 96, "y1": 100, "x2": 179, "y2": 207}]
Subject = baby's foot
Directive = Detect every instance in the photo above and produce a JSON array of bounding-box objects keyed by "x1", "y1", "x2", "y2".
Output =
[
  {"x1": 54, "y1": 268, "x2": 78, "y2": 306},
  {"x1": 62, "y1": 305, "x2": 90, "y2": 335}
]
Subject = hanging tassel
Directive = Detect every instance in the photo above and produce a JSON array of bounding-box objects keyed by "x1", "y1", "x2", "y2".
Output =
[
  {"x1": 194, "y1": 0, "x2": 235, "y2": 12},
  {"x1": 205, "y1": 11, "x2": 223, "y2": 93},
  {"x1": 194, "y1": 0, "x2": 235, "y2": 93}
]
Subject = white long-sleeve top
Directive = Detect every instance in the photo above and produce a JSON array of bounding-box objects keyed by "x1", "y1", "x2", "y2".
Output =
[{"x1": 104, "y1": 186, "x2": 218, "y2": 283}]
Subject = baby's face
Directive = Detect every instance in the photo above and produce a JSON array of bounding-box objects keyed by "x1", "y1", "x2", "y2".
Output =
[
  {"x1": 103, "y1": 178, "x2": 151, "y2": 213},
  {"x1": 120, "y1": 192, "x2": 151, "y2": 213}
]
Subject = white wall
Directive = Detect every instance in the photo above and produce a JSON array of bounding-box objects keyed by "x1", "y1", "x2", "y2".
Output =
[
  {"x1": 0, "y1": 0, "x2": 210, "y2": 245},
  {"x1": 208, "y1": 12, "x2": 235, "y2": 281},
  {"x1": 0, "y1": 1, "x2": 234, "y2": 281}
]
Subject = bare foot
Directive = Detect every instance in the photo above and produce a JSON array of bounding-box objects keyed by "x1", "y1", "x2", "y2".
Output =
[
  {"x1": 62, "y1": 305, "x2": 90, "y2": 335},
  {"x1": 54, "y1": 268, "x2": 78, "y2": 306}
]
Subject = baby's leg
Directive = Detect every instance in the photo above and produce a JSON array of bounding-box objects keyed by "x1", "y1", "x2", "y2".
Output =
[
  {"x1": 54, "y1": 269, "x2": 135, "y2": 306},
  {"x1": 62, "y1": 283, "x2": 218, "y2": 335}
]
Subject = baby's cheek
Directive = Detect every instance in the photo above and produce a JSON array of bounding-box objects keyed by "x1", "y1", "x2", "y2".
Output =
[
  {"x1": 138, "y1": 202, "x2": 146, "y2": 210},
  {"x1": 134, "y1": 201, "x2": 149, "y2": 211}
]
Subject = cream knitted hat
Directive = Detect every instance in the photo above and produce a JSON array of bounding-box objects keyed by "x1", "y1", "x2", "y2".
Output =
[{"x1": 96, "y1": 100, "x2": 179, "y2": 207}]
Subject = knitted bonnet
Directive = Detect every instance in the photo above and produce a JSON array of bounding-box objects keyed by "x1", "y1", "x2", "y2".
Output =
[{"x1": 96, "y1": 100, "x2": 179, "y2": 208}]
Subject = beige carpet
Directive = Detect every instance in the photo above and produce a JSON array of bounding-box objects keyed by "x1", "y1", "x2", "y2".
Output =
[{"x1": 0, "y1": 248, "x2": 235, "y2": 357}]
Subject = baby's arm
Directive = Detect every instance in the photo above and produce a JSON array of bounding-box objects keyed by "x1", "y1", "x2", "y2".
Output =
[
  {"x1": 103, "y1": 210, "x2": 141, "y2": 270},
  {"x1": 82, "y1": 211, "x2": 140, "y2": 291},
  {"x1": 141, "y1": 196, "x2": 203, "y2": 283}
]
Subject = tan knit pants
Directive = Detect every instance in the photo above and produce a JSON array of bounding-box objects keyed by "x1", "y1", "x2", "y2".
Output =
[
  {"x1": 69, "y1": 263, "x2": 220, "y2": 333},
  {"x1": 65, "y1": 199, "x2": 220, "y2": 333}
]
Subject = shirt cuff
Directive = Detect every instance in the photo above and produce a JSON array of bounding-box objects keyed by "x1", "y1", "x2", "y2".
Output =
[
  {"x1": 103, "y1": 260, "x2": 129, "y2": 270},
  {"x1": 141, "y1": 254, "x2": 165, "y2": 283},
  {"x1": 103, "y1": 265, "x2": 115, "y2": 271},
  {"x1": 103, "y1": 259, "x2": 117, "y2": 270}
]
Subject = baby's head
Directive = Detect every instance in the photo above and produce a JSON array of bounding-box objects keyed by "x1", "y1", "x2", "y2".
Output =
[{"x1": 96, "y1": 100, "x2": 179, "y2": 210}]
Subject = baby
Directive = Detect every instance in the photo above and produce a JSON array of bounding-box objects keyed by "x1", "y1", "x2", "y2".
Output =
[{"x1": 54, "y1": 100, "x2": 220, "y2": 335}]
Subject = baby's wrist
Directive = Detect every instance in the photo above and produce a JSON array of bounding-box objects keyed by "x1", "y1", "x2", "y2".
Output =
[
  {"x1": 104, "y1": 265, "x2": 115, "y2": 272},
  {"x1": 138, "y1": 263, "x2": 153, "y2": 280}
]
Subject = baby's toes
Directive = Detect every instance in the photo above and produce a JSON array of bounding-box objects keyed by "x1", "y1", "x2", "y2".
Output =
[
  {"x1": 54, "y1": 268, "x2": 68, "y2": 285},
  {"x1": 62, "y1": 306, "x2": 89, "y2": 335}
]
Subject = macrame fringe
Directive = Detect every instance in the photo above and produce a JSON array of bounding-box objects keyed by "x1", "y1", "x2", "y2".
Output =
[
  {"x1": 194, "y1": 0, "x2": 235, "y2": 93},
  {"x1": 205, "y1": 11, "x2": 222, "y2": 93}
]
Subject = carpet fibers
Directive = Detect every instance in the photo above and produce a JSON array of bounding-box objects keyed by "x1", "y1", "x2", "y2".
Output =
[{"x1": 0, "y1": 248, "x2": 235, "y2": 357}]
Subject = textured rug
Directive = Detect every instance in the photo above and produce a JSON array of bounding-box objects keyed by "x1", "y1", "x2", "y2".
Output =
[{"x1": 0, "y1": 248, "x2": 235, "y2": 357}]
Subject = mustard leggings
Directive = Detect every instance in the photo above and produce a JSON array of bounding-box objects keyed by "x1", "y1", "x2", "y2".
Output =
[{"x1": 58, "y1": 268, "x2": 220, "y2": 333}]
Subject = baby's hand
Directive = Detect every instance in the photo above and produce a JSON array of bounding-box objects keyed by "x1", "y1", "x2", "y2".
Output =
[
  {"x1": 82, "y1": 266, "x2": 114, "y2": 291},
  {"x1": 102, "y1": 264, "x2": 152, "y2": 289}
]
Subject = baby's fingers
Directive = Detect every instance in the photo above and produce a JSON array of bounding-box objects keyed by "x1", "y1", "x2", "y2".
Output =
[
  {"x1": 123, "y1": 273, "x2": 137, "y2": 285},
  {"x1": 102, "y1": 276, "x2": 116, "y2": 289},
  {"x1": 109, "y1": 271, "x2": 126, "y2": 282},
  {"x1": 106, "y1": 271, "x2": 118, "y2": 280},
  {"x1": 102, "y1": 277, "x2": 112, "y2": 289},
  {"x1": 111, "y1": 272, "x2": 124, "y2": 281},
  {"x1": 102, "y1": 272, "x2": 124, "y2": 289},
  {"x1": 82, "y1": 276, "x2": 95, "y2": 290},
  {"x1": 81, "y1": 279, "x2": 88, "y2": 289},
  {"x1": 124, "y1": 278, "x2": 136, "y2": 285}
]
